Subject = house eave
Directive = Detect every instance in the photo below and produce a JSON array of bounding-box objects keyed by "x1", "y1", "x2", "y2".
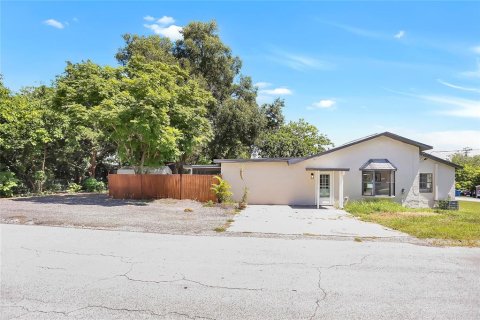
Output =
[{"x1": 420, "y1": 152, "x2": 462, "y2": 169}]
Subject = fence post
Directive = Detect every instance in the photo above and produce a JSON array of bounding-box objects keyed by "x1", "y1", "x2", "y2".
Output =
[{"x1": 180, "y1": 174, "x2": 183, "y2": 200}]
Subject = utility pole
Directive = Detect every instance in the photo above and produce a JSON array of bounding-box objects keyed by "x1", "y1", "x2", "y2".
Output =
[{"x1": 462, "y1": 147, "x2": 472, "y2": 157}]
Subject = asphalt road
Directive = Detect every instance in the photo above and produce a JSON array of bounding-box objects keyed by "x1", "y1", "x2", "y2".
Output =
[{"x1": 1, "y1": 224, "x2": 479, "y2": 320}]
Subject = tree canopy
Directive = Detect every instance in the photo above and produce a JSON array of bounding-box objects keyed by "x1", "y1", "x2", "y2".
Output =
[
  {"x1": 256, "y1": 119, "x2": 333, "y2": 158},
  {"x1": 450, "y1": 153, "x2": 480, "y2": 191},
  {"x1": 0, "y1": 20, "x2": 332, "y2": 196}
]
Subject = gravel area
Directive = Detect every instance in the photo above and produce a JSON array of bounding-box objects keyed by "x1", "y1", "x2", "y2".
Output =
[{"x1": 0, "y1": 193, "x2": 234, "y2": 235}]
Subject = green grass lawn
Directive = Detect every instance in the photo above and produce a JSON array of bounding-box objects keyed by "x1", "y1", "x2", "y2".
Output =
[{"x1": 344, "y1": 199, "x2": 480, "y2": 247}]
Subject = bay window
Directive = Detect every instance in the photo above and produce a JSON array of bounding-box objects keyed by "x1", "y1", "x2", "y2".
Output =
[{"x1": 362, "y1": 170, "x2": 395, "y2": 196}]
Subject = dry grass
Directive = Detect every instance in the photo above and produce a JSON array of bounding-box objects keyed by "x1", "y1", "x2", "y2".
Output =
[{"x1": 345, "y1": 200, "x2": 480, "y2": 247}]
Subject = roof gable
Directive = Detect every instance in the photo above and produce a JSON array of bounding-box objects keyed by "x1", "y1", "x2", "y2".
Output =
[
  {"x1": 214, "y1": 132, "x2": 434, "y2": 164},
  {"x1": 288, "y1": 132, "x2": 432, "y2": 164}
]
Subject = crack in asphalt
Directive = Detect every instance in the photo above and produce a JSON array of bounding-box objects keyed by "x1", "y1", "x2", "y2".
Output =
[
  {"x1": 98, "y1": 261, "x2": 264, "y2": 292},
  {"x1": 51, "y1": 249, "x2": 133, "y2": 262},
  {"x1": 37, "y1": 266, "x2": 66, "y2": 271},
  {"x1": 325, "y1": 254, "x2": 371, "y2": 270},
  {"x1": 308, "y1": 268, "x2": 328, "y2": 320},
  {"x1": 4, "y1": 305, "x2": 68, "y2": 319},
  {"x1": 4, "y1": 304, "x2": 217, "y2": 320},
  {"x1": 307, "y1": 255, "x2": 369, "y2": 319}
]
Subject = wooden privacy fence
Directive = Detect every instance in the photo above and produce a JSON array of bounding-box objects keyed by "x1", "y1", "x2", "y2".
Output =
[{"x1": 108, "y1": 174, "x2": 218, "y2": 202}]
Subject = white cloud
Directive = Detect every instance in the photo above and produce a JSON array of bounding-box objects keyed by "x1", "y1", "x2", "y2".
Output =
[
  {"x1": 419, "y1": 131, "x2": 480, "y2": 157},
  {"x1": 472, "y1": 46, "x2": 480, "y2": 54},
  {"x1": 43, "y1": 19, "x2": 64, "y2": 29},
  {"x1": 144, "y1": 24, "x2": 183, "y2": 41},
  {"x1": 394, "y1": 129, "x2": 480, "y2": 157},
  {"x1": 460, "y1": 60, "x2": 480, "y2": 78},
  {"x1": 309, "y1": 99, "x2": 336, "y2": 109},
  {"x1": 254, "y1": 82, "x2": 271, "y2": 89},
  {"x1": 325, "y1": 21, "x2": 383, "y2": 39},
  {"x1": 144, "y1": 15, "x2": 155, "y2": 21},
  {"x1": 269, "y1": 50, "x2": 332, "y2": 71},
  {"x1": 260, "y1": 87, "x2": 292, "y2": 95},
  {"x1": 394, "y1": 30, "x2": 405, "y2": 39},
  {"x1": 437, "y1": 79, "x2": 480, "y2": 93},
  {"x1": 157, "y1": 16, "x2": 175, "y2": 25},
  {"x1": 421, "y1": 95, "x2": 480, "y2": 118}
]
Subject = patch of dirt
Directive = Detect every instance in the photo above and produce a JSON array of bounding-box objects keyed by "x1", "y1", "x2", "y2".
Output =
[{"x1": 0, "y1": 193, "x2": 234, "y2": 235}]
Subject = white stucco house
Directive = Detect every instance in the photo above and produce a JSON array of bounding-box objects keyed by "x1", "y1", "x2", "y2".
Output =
[{"x1": 214, "y1": 132, "x2": 461, "y2": 208}]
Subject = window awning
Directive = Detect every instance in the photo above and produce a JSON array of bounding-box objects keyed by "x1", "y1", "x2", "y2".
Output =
[
  {"x1": 359, "y1": 159, "x2": 397, "y2": 171},
  {"x1": 305, "y1": 167, "x2": 350, "y2": 171}
]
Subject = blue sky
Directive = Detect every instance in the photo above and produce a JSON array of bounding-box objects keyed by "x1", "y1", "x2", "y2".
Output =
[{"x1": 2, "y1": 1, "x2": 480, "y2": 156}]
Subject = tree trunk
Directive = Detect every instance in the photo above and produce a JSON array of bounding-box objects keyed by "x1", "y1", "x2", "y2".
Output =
[
  {"x1": 138, "y1": 151, "x2": 145, "y2": 174},
  {"x1": 88, "y1": 147, "x2": 97, "y2": 178}
]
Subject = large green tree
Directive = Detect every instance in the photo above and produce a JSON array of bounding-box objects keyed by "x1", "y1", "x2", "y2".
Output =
[
  {"x1": 0, "y1": 84, "x2": 67, "y2": 191},
  {"x1": 173, "y1": 21, "x2": 241, "y2": 102},
  {"x1": 53, "y1": 60, "x2": 122, "y2": 178},
  {"x1": 208, "y1": 76, "x2": 265, "y2": 159},
  {"x1": 116, "y1": 23, "x2": 262, "y2": 161},
  {"x1": 116, "y1": 33, "x2": 177, "y2": 66},
  {"x1": 99, "y1": 58, "x2": 213, "y2": 173},
  {"x1": 261, "y1": 98, "x2": 285, "y2": 131},
  {"x1": 450, "y1": 153, "x2": 480, "y2": 191},
  {"x1": 256, "y1": 119, "x2": 333, "y2": 158}
]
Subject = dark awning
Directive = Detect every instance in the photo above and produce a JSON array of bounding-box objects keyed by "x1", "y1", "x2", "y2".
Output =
[
  {"x1": 359, "y1": 159, "x2": 397, "y2": 171},
  {"x1": 305, "y1": 167, "x2": 350, "y2": 171}
]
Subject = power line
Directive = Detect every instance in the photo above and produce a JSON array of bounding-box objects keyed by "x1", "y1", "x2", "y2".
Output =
[{"x1": 430, "y1": 149, "x2": 480, "y2": 153}]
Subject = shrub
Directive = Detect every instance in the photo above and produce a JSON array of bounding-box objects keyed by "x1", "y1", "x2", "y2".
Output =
[
  {"x1": 436, "y1": 199, "x2": 451, "y2": 210},
  {"x1": 49, "y1": 182, "x2": 63, "y2": 192},
  {"x1": 83, "y1": 178, "x2": 106, "y2": 192},
  {"x1": 0, "y1": 171, "x2": 18, "y2": 197},
  {"x1": 211, "y1": 176, "x2": 232, "y2": 203},
  {"x1": 238, "y1": 187, "x2": 249, "y2": 210},
  {"x1": 67, "y1": 183, "x2": 83, "y2": 193}
]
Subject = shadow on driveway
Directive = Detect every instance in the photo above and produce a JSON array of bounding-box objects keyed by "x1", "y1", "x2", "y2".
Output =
[{"x1": 11, "y1": 193, "x2": 150, "y2": 207}]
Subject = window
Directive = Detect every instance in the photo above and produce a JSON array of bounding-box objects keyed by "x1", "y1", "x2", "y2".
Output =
[
  {"x1": 362, "y1": 170, "x2": 395, "y2": 196},
  {"x1": 419, "y1": 173, "x2": 433, "y2": 193}
]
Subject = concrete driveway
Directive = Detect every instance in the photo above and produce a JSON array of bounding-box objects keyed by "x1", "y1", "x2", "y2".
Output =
[
  {"x1": 2, "y1": 224, "x2": 479, "y2": 320},
  {"x1": 228, "y1": 205, "x2": 408, "y2": 238}
]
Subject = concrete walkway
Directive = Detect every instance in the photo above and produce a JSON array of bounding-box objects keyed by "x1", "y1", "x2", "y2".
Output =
[
  {"x1": 456, "y1": 196, "x2": 480, "y2": 202},
  {"x1": 228, "y1": 205, "x2": 408, "y2": 238}
]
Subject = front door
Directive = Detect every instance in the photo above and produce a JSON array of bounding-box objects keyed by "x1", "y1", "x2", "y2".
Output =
[{"x1": 319, "y1": 174, "x2": 332, "y2": 205}]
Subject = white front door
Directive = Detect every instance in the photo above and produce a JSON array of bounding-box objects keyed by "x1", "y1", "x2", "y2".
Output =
[{"x1": 319, "y1": 174, "x2": 332, "y2": 205}]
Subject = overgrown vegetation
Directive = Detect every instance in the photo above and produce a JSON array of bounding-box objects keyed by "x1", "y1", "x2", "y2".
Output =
[
  {"x1": 0, "y1": 21, "x2": 332, "y2": 197},
  {"x1": 238, "y1": 187, "x2": 249, "y2": 209},
  {"x1": 211, "y1": 176, "x2": 233, "y2": 203},
  {"x1": 450, "y1": 153, "x2": 480, "y2": 193},
  {"x1": 82, "y1": 178, "x2": 106, "y2": 192},
  {"x1": 345, "y1": 199, "x2": 480, "y2": 246},
  {"x1": 0, "y1": 171, "x2": 18, "y2": 197}
]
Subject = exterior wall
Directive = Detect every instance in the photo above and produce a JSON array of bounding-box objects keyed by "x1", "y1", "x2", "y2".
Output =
[
  {"x1": 221, "y1": 162, "x2": 315, "y2": 205},
  {"x1": 301, "y1": 136, "x2": 421, "y2": 206},
  {"x1": 220, "y1": 136, "x2": 456, "y2": 208},
  {"x1": 417, "y1": 158, "x2": 455, "y2": 207}
]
